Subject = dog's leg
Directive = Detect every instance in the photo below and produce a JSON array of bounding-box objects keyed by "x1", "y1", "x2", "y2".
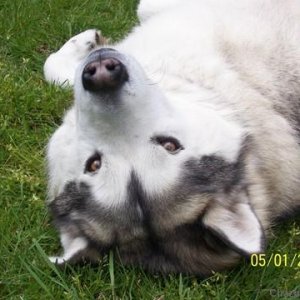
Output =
[
  {"x1": 44, "y1": 29, "x2": 108, "y2": 86},
  {"x1": 49, "y1": 231, "x2": 100, "y2": 265},
  {"x1": 49, "y1": 233, "x2": 88, "y2": 264}
]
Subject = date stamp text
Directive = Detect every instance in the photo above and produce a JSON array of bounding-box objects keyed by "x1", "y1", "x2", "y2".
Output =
[{"x1": 250, "y1": 253, "x2": 300, "y2": 268}]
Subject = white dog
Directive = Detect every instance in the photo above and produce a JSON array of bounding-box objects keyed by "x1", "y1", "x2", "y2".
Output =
[{"x1": 45, "y1": 0, "x2": 300, "y2": 276}]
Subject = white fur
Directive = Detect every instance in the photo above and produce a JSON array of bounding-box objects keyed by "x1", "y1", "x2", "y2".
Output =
[
  {"x1": 44, "y1": 29, "x2": 101, "y2": 86},
  {"x1": 204, "y1": 202, "x2": 264, "y2": 254},
  {"x1": 45, "y1": 0, "x2": 300, "y2": 261},
  {"x1": 49, "y1": 234, "x2": 88, "y2": 264}
]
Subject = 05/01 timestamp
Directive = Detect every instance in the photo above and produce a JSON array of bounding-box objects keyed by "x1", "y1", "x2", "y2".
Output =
[{"x1": 250, "y1": 253, "x2": 300, "y2": 268}]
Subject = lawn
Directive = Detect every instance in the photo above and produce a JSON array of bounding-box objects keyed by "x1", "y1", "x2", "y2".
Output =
[{"x1": 0, "y1": 0, "x2": 300, "y2": 299}]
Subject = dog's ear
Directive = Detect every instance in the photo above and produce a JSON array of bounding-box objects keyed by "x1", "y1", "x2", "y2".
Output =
[{"x1": 203, "y1": 192, "x2": 265, "y2": 256}]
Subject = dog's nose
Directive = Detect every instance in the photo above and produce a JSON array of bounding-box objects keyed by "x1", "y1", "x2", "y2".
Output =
[{"x1": 82, "y1": 57, "x2": 128, "y2": 92}]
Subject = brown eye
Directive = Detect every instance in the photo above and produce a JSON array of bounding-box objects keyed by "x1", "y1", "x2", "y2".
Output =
[
  {"x1": 153, "y1": 136, "x2": 183, "y2": 154},
  {"x1": 89, "y1": 159, "x2": 101, "y2": 172},
  {"x1": 162, "y1": 141, "x2": 177, "y2": 152},
  {"x1": 85, "y1": 152, "x2": 102, "y2": 173}
]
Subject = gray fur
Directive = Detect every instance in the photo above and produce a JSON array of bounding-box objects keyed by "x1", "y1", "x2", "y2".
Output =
[{"x1": 45, "y1": 0, "x2": 300, "y2": 275}]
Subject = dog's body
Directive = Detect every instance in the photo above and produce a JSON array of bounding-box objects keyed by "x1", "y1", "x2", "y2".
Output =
[{"x1": 45, "y1": 0, "x2": 300, "y2": 275}]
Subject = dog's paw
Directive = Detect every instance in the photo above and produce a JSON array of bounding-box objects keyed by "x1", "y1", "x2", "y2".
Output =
[
  {"x1": 44, "y1": 29, "x2": 109, "y2": 86},
  {"x1": 49, "y1": 256, "x2": 66, "y2": 265},
  {"x1": 66, "y1": 29, "x2": 106, "y2": 59}
]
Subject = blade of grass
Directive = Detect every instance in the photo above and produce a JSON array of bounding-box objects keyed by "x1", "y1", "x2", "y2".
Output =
[
  {"x1": 109, "y1": 250, "x2": 116, "y2": 300},
  {"x1": 20, "y1": 258, "x2": 53, "y2": 298}
]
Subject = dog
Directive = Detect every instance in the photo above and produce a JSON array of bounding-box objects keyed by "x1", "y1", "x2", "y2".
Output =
[{"x1": 44, "y1": 0, "x2": 300, "y2": 276}]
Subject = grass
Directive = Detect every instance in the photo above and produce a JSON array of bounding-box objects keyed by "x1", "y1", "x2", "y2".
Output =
[{"x1": 0, "y1": 0, "x2": 300, "y2": 299}]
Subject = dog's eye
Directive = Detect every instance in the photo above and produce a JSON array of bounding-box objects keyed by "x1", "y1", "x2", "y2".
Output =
[
  {"x1": 85, "y1": 152, "x2": 102, "y2": 173},
  {"x1": 163, "y1": 141, "x2": 178, "y2": 152},
  {"x1": 153, "y1": 136, "x2": 184, "y2": 154}
]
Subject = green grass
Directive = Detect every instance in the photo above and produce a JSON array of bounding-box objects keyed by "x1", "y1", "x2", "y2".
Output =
[{"x1": 0, "y1": 0, "x2": 300, "y2": 299}]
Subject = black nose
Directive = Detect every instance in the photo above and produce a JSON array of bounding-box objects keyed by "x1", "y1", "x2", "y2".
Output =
[{"x1": 82, "y1": 56, "x2": 128, "y2": 92}]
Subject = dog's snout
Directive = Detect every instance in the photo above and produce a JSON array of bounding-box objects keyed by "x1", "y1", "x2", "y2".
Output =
[{"x1": 82, "y1": 57, "x2": 128, "y2": 92}]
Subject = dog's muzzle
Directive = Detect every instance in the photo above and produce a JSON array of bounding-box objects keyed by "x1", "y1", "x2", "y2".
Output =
[{"x1": 82, "y1": 48, "x2": 128, "y2": 92}]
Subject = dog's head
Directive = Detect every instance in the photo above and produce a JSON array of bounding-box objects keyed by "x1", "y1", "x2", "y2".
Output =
[{"x1": 49, "y1": 48, "x2": 265, "y2": 274}]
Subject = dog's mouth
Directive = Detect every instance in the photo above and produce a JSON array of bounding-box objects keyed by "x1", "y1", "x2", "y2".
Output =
[{"x1": 82, "y1": 48, "x2": 129, "y2": 92}]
